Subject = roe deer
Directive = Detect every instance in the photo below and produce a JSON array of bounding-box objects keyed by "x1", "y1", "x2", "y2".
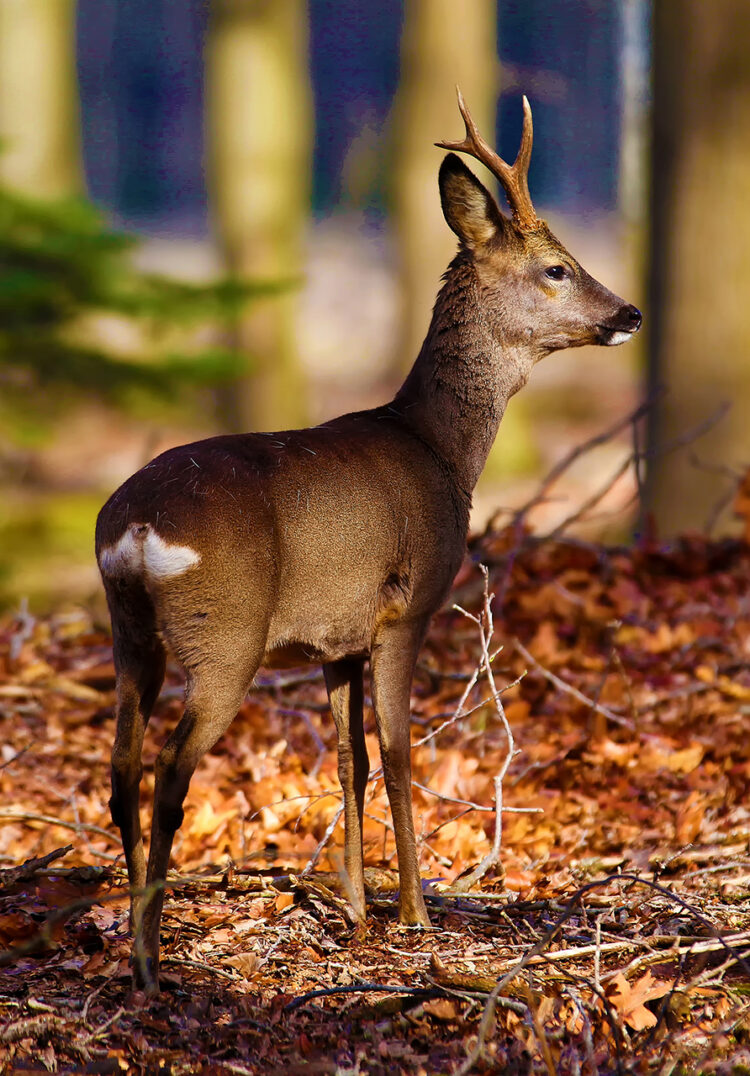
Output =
[{"x1": 96, "y1": 90, "x2": 641, "y2": 993}]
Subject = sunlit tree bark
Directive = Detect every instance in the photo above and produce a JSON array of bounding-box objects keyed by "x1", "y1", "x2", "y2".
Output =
[
  {"x1": 0, "y1": 0, "x2": 81, "y2": 196},
  {"x1": 646, "y1": 1, "x2": 750, "y2": 535},
  {"x1": 392, "y1": 0, "x2": 497, "y2": 374},
  {"x1": 392, "y1": 0, "x2": 536, "y2": 477},
  {"x1": 207, "y1": 0, "x2": 312, "y2": 432}
]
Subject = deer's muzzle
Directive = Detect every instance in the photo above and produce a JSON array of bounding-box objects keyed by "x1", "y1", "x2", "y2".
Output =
[{"x1": 597, "y1": 303, "x2": 642, "y2": 346}]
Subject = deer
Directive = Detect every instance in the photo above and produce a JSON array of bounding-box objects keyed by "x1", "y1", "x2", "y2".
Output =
[{"x1": 96, "y1": 90, "x2": 641, "y2": 993}]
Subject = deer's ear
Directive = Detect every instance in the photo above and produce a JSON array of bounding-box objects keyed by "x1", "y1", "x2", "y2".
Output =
[{"x1": 439, "y1": 154, "x2": 506, "y2": 249}]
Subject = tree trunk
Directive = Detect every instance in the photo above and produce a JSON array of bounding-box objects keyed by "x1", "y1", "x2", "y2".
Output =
[
  {"x1": 392, "y1": 0, "x2": 497, "y2": 374},
  {"x1": 0, "y1": 0, "x2": 81, "y2": 197},
  {"x1": 646, "y1": 1, "x2": 750, "y2": 535},
  {"x1": 206, "y1": 0, "x2": 312, "y2": 432},
  {"x1": 392, "y1": 0, "x2": 536, "y2": 478}
]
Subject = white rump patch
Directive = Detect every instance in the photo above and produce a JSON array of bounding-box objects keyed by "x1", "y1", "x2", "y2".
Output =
[
  {"x1": 142, "y1": 531, "x2": 201, "y2": 578},
  {"x1": 98, "y1": 528, "x2": 141, "y2": 577},
  {"x1": 99, "y1": 524, "x2": 201, "y2": 580},
  {"x1": 605, "y1": 330, "x2": 635, "y2": 347}
]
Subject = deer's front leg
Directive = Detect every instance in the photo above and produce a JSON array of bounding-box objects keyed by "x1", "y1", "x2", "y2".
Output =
[
  {"x1": 370, "y1": 620, "x2": 430, "y2": 928},
  {"x1": 324, "y1": 658, "x2": 368, "y2": 920}
]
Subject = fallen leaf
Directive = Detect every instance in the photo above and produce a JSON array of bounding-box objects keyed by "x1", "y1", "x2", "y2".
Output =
[
  {"x1": 675, "y1": 790, "x2": 706, "y2": 844},
  {"x1": 422, "y1": 997, "x2": 462, "y2": 1022},
  {"x1": 607, "y1": 970, "x2": 671, "y2": 1031},
  {"x1": 274, "y1": 891, "x2": 295, "y2": 913},
  {"x1": 224, "y1": 951, "x2": 260, "y2": 978}
]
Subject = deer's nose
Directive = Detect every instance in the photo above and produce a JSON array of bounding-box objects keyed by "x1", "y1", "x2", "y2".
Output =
[{"x1": 622, "y1": 304, "x2": 642, "y2": 331}]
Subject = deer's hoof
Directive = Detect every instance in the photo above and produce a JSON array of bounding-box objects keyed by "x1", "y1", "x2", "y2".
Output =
[{"x1": 398, "y1": 902, "x2": 432, "y2": 930}]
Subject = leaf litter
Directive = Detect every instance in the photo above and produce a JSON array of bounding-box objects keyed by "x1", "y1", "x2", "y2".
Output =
[{"x1": 1, "y1": 506, "x2": 750, "y2": 1072}]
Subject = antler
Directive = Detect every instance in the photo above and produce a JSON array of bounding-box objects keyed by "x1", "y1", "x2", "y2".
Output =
[{"x1": 436, "y1": 87, "x2": 540, "y2": 232}]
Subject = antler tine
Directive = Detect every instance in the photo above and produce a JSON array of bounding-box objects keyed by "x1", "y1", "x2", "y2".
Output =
[{"x1": 435, "y1": 87, "x2": 540, "y2": 232}]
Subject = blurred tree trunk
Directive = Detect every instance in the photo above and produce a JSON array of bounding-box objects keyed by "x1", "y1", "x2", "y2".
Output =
[
  {"x1": 0, "y1": 0, "x2": 81, "y2": 196},
  {"x1": 207, "y1": 0, "x2": 312, "y2": 433},
  {"x1": 392, "y1": 0, "x2": 497, "y2": 374},
  {"x1": 392, "y1": 0, "x2": 535, "y2": 477},
  {"x1": 646, "y1": 1, "x2": 750, "y2": 535}
]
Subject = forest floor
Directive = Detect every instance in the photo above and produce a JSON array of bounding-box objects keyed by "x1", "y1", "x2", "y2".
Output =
[{"x1": 1, "y1": 465, "x2": 750, "y2": 1074}]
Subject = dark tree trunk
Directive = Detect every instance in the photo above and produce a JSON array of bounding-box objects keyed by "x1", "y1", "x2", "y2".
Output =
[{"x1": 646, "y1": 1, "x2": 750, "y2": 535}]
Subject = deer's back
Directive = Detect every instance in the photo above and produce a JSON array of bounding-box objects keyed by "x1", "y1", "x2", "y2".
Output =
[{"x1": 96, "y1": 409, "x2": 469, "y2": 666}]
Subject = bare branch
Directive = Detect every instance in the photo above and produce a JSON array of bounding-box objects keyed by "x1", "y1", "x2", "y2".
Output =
[{"x1": 513, "y1": 637, "x2": 634, "y2": 731}]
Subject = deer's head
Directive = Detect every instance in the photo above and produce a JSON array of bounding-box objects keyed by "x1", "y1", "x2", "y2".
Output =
[{"x1": 436, "y1": 91, "x2": 641, "y2": 359}]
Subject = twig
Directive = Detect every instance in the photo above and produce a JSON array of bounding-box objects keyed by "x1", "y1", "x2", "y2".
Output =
[
  {"x1": 161, "y1": 955, "x2": 240, "y2": 982},
  {"x1": 597, "y1": 931, "x2": 750, "y2": 984},
  {"x1": 79, "y1": 1006, "x2": 125, "y2": 1045},
  {"x1": 455, "y1": 979, "x2": 507, "y2": 1076},
  {"x1": 413, "y1": 666, "x2": 481, "y2": 748},
  {"x1": 452, "y1": 567, "x2": 524, "y2": 893},
  {"x1": 278, "y1": 708, "x2": 327, "y2": 778},
  {"x1": 0, "y1": 746, "x2": 28, "y2": 772},
  {"x1": 301, "y1": 803, "x2": 345, "y2": 876},
  {"x1": 0, "y1": 844, "x2": 73, "y2": 889},
  {"x1": 414, "y1": 688, "x2": 515, "y2": 746},
  {"x1": 506, "y1": 399, "x2": 654, "y2": 532},
  {"x1": 513, "y1": 637, "x2": 633, "y2": 730},
  {"x1": 0, "y1": 808, "x2": 117, "y2": 848},
  {"x1": 413, "y1": 779, "x2": 543, "y2": 816},
  {"x1": 283, "y1": 982, "x2": 440, "y2": 1013},
  {"x1": 254, "y1": 668, "x2": 323, "y2": 689},
  {"x1": 652, "y1": 401, "x2": 731, "y2": 462},
  {"x1": 412, "y1": 781, "x2": 492, "y2": 812},
  {"x1": 544, "y1": 454, "x2": 633, "y2": 541},
  {"x1": 523, "y1": 978, "x2": 556, "y2": 1076}
]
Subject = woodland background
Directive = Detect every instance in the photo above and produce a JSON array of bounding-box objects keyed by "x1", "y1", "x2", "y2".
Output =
[
  {"x1": 1, "y1": 2, "x2": 750, "y2": 1074},
  {"x1": 0, "y1": 0, "x2": 749, "y2": 608}
]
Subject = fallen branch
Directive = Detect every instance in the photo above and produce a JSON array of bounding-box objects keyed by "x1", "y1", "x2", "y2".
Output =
[
  {"x1": 0, "y1": 808, "x2": 117, "y2": 849},
  {"x1": 283, "y1": 982, "x2": 440, "y2": 1014},
  {"x1": 484, "y1": 399, "x2": 654, "y2": 538},
  {"x1": 513, "y1": 637, "x2": 633, "y2": 731},
  {"x1": 0, "y1": 1014, "x2": 70, "y2": 1044},
  {"x1": 0, "y1": 844, "x2": 73, "y2": 890}
]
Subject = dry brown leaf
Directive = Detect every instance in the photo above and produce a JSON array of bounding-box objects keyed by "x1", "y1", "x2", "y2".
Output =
[
  {"x1": 187, "y1": 799, "x2": 237, "y2": 840},
  {"x1": 274, "y1": 891, "x2": 295, "y2": 914},
  {"x1": 224, "y1": 951, "x2": 261, "y2": 978},
  {"x1": 607, "y1": 970, "x2": 671, "y2": 1031},
  {"x1": 667, "y1": 743, "x2": 705, "y2": 774},
  {"x1": 422, "y1": 998, "x2": 462, "y2": 1022},
  {"x1": 675, "y1": 790, "x2": 706, "y2": 844}
]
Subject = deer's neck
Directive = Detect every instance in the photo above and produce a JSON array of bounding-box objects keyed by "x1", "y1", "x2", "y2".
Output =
[{"x1": 394, "y1": 256, "x2": 533, "y2": 493}]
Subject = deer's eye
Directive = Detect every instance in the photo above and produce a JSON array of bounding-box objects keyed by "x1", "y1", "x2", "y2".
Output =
[{"x1": 545, "y1": 265, "x2": 567, "y2": 281}]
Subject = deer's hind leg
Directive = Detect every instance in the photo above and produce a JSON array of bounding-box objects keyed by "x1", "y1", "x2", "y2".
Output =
[
  {"x1": 135, "y1": 641, "x2": 264, "y2": 993},
  {"x1": 107, "y1": 584, "x2": 166, "y2": 923}
]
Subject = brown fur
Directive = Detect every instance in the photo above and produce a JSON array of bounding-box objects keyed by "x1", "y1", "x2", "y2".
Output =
[{"x1": 96, "y1": 139, "x2": 640, "y2": 993}]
